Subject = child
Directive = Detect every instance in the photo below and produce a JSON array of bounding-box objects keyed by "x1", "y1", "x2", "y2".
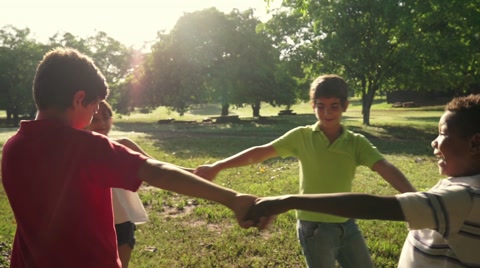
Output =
[
  {"x1": 86, "y1": 100, "x2": 150, "y2": 268},
  {"x1": 1, "y1": 47, "x2": 268, "y2": 268},
  {"x1": 194, "y1": 74, "x2": 416, "y2": 268},
  {"x1": 249, "y1": 94, "x2": 480, "y2": 267}
]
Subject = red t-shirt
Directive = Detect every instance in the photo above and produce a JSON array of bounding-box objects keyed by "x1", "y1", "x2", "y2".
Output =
[{"x1": 1, "y1": 120, "x2": 148, "y2": 268}]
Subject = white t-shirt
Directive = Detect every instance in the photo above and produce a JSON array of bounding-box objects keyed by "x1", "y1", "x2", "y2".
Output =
[
  {"x1": 112, "y1": 188, "x2": 148, "y2": 225},
  {"x1": 396, "y1": 174, "x2": 480, "y2": 267}
]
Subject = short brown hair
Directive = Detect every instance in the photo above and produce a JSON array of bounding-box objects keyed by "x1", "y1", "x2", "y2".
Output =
[
  {"x1": 309, "y1": 74, "x2": 349, "y2": 105},
  {"x1": 33, "y1": 47, "x2": 109, "y2": 110},
  {"x1": 445, "y1": 94, "x2": 480, "y2": 137}
]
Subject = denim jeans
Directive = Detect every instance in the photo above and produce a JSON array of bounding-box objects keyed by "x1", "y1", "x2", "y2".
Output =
[{"x1": 297, "y1": 219, "x2": 374, "y2": 268}]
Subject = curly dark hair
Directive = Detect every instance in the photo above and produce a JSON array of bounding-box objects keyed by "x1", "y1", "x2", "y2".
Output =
[{"x1": 445, "y1": 94, "x2": 480, "y2": 137}]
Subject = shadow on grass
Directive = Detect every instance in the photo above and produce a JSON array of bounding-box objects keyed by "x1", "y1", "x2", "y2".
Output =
[
  {"x1": 114, "y1": 112, "x2": 435, "y2": 159},
  {"x1": 113, "y1": 120, "x2": 287, "y2": 160},
  {"x1": 347, "y1": 124, "x2": 436, "y2": 156},
  {"x1": 0, "y1": 127, "x2": 18, "y2": 133},
  {"x1": 348, "y1": 124, "x2": 436, "y2": 141},
  {"x1": 113, "y1": 115, "x2": 314, "y2": 160},
  {"x1": 404, "y1": 116, "x2": 440, "y2": 123}
]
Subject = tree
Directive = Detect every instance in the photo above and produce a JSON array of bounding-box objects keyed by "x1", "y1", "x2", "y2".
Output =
[
  {"x1": 221, "y1": 9, "x2": 283, "y2": 117},
  {"x1": 0, "y1": 26, "x2": 45, "y2": 124},
  {"x1": 140, "y1": 8, "x2": 294, "y2": 117},
  {"x1": 396, "y1": 0, "x2": 480, "y2": 95},
  {"x1": 266, "y1": 0, "x2": 419, "y2": 125},
  {"x1": 86, "y1": 32, "x2": 134, "y2": 85},
  {"x1": 47, "y1": 31, "x2": 137, "y2": 112},
  {"x1": 265, "y1": 0, "x2": 480, "y2": 125},
  {"x1": 47, "y1": 32, "x2": 91, "y2": 54}
]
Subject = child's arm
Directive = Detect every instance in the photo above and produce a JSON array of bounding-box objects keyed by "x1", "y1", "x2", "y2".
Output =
[
  {"x1": 194, "y1": 144, "x2": 278, "y2": 181},
  {"x1": 117, "y1": 138, "x2": 194, "y2": 173},
  {"x1": 372, "y1": 159, "x2": 416, "y2": 193},
  {"x1": 250, "y1": 193, "x2": 405, "y2": 222},
  {"x1": 138, "y1": 159, "x2": 270, "y2": 229},
  {"x1": 116, "y1": 138, "x2": 153, "y2": 157}
]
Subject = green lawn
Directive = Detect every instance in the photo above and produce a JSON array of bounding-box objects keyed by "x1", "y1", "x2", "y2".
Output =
[{"x1": 0, "y1": 101, "x2": 445, "y2": 267}]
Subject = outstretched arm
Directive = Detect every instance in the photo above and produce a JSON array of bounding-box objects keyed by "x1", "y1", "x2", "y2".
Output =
[
  {"x1": 194, "y1": 144, "x2": 278, "y2": 181},
  {"x1": 373, "y1": 159, "x2": 416, "y2": 193},
  {"x1": 138, "y1": 159, "x2": 271, "y2": 229},
  {"x1": 250, "y1": 193, "x2": 405, "y2": 222},
  {"x1": 117, "y1": 138, "x2": 194, "y2": 172}
]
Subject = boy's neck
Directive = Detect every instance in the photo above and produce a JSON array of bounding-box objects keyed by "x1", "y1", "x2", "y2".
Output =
[{"x1": 36, "y1": 109, "x2": 72, "y2": 126}]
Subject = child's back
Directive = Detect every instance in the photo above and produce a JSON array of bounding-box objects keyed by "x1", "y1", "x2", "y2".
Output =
[{"x1": 2, "y1": 120, "x2": 147, "y2": 267}]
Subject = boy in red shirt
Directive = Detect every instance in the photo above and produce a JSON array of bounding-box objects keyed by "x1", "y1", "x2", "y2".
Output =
[{"x1": 1, "y1": 47, "x2": 267, "y2": 268}]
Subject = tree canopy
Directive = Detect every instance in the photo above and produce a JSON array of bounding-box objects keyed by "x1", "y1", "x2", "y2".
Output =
[
  {"x1": 137, "y1": 8, "x2": 297, "y2": 116},
  {"x1": 265, "y1": 0, "x2": 480, "y2": 124},
  {"x1": 1, "y1": 2, "x2": 479, "y2": 123}
]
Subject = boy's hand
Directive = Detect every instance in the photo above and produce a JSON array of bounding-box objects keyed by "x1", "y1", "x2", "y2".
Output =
[
  {"x1": 194, "y1": 165, "x2": 219, "y2": 181},
  {"x1": 247, "y1": 196, "x2": 292, "y2": 221},
  {"x1": 231, "y1": 194, "x2": 273, "y2": 230}
]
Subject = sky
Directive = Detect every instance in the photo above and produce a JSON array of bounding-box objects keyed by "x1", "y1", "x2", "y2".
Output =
[{"x1": 1, "y1": 0, "x2": 279, "y2": 50}]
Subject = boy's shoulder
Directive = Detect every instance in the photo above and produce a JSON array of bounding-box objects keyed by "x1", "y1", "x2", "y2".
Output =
[
  {"x1": 341, "y1": 125, "x2": 363, "y2": 136},
  {"x1": 283, "y1": 124, "x2": 316, "y2": 134},
  {"x1": 286, "y1": 124, "x2": 368, "y2": 140},
  {"x1": 12, "y1": 119, "x2": 109, "y2": 146},
  {"x1": 447, "y1": 174, "x2": 480, "y2": 189},
  {"x1": 342, "y1": 127, "x2": 375, "y2": 143}
]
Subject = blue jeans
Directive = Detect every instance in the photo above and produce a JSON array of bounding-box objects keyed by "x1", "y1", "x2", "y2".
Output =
[{"x1": 297, "y1": 219, "x2": 374, "y2": 268}]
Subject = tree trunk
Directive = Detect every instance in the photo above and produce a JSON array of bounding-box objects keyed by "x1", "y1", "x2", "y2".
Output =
[
  {"x1": 12, "y1": 105, "x2": 20, "y2": 126},
  {"x1": 362, "y1": 82, "x2": 378, "y2": 126},
  {"x1": 13, "y1": 111, "x2": 19, "y2": 125},
  {"x1": 251, "y1": 100, "x2": 261, "y2": 117},
  {"x1": 362, "y1": 104, "x2": 371, "y2": 125},
  {"x1": 6, "y1": 107, "x2": 12, "y2": 121},
  {"x1": 221, "y1": 103, "x2": 229, "y2": 116}
]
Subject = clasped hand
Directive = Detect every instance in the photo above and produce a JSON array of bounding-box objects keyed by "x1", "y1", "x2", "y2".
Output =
[{"x1": 243, "y1": 195, "x2": 292, "y2": 229}]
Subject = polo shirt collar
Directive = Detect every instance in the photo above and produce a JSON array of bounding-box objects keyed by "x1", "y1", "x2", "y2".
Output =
[
  {"x1": 311, "y1": 122, "x2": 351, "y2": 147},
  {"x1": 311, "y1": 121, "x2": 349, "y2": 137},
  {"x1": 18, "y1": 119, "x2": 72, "y2": 135}
]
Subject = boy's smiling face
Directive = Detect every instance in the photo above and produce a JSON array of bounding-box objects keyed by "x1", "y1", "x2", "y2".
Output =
[
  {"x1": 313, "y1": 97, "x2": 348, "y2": 130},
  {"x1": 432, "y1": 111, "x2": 474, "y2": 177}
]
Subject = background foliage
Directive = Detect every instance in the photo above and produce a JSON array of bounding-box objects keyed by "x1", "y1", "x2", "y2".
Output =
[{"x1": 0, "y1": 1, "x2": 479, "y2": 125}]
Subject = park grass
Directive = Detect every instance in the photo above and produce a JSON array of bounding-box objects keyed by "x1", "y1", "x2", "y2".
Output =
[{"x1": 0, "y1": 101, "x2": 445, "y2": 267}]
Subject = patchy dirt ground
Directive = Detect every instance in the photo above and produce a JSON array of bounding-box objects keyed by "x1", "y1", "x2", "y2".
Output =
[{"x1": 0, "y1": 242, "x2": 11, "y2": 268}]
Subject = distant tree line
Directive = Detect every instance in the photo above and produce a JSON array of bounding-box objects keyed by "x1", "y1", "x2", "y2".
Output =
[
  {"x1": 266, "y1": 0, "x2": 480, "y2": 124},
  {"x1": 1, "y1": 1, "x2": 479, "y2": 125}
]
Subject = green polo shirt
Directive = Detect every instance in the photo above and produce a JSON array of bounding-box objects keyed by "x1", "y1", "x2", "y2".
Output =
[{"x1": 270, "y1": 122, "x2": 384, "y2": 223}]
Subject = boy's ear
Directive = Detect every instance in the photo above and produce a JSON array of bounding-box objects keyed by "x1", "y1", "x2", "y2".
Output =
[{"x1": 72, "y1": 90, "x2": 86, "y2": 108}]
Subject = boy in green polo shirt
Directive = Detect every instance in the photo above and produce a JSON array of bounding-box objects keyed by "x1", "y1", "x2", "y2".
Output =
[{"x1": 194, "y1": 74, "x2": 416, "y2": 268}]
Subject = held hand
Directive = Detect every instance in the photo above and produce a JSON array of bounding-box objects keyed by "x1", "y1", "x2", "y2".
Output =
[
  {"x1": 193, "y1": 165, "x2": 219, "y2": 181},
  {"x1": 230, "y1": 194, "x2": 258, "y2": 229},
  {"x1": 230, "y1": 194, "x2": 274, "y2": 230},
  {"x1": 247, "y1": 195, "x2": 292, "y2": 222}
]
